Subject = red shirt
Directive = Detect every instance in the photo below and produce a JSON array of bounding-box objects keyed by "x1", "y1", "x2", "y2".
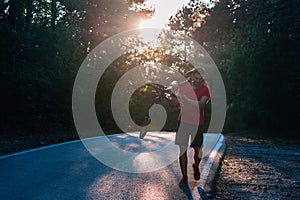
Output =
[{"x1": 178, "y1": 83, "x2": 210, "y2": 126}]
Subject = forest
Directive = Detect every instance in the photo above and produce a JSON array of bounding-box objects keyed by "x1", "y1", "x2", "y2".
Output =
[{"x1": 0, "y1": 0, "x2": 299, "y2": 141}]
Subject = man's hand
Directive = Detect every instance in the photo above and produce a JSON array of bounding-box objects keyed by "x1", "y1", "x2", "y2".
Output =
[
  {"x1": 167, "y1": 82, "x2": 179, "y2": 93},
  {"x1": 199, "y1": 96, "x2": 209, "y2": 108},
  {"x1": 177, "y1": 95, "x2": 209, "y2": 108}
]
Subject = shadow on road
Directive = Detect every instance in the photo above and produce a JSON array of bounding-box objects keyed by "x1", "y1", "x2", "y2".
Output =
[{"x1": 179, "y1": 185, "x2": 194, "y2": 200}]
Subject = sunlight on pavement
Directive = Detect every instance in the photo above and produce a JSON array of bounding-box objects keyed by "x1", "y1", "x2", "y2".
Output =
[
  {"x1": 140, "y1": 182, "x2": 169, "y2": 199},
  {"x1": 79, "y1": 132, "x2": 222, "y2": 173}
]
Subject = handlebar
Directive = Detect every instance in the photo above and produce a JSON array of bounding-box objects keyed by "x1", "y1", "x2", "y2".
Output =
[{"x1": 146, "y1": 82, "x2": 176, "y2": 102}]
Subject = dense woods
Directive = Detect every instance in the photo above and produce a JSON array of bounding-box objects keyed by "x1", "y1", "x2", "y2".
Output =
[{"x1": 0, "y1": 0, "x2": 299, "y2": 140}]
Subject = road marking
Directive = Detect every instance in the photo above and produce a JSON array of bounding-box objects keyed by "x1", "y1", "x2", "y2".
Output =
[
  {"x1": 0, "y1": 140, "x2": 81, "y2": 160},
  {"x1": 0, "y1": 132, "x2": 168, "y2": 160},
  {"x1": 0, "y1": 134, "x2": 127, "y2": 160},
  {"x1": 199, "y1": 134, "x2": 224, "y2": 187}
]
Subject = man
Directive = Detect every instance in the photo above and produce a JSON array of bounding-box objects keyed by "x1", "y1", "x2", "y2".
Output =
[{"x1": 170, "y1": 68, "x2": 210, "y2": 186}]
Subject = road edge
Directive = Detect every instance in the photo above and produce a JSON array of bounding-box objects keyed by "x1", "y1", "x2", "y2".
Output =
[{"x1": 202, "y1": 134, "x2": 226, "y2": 199}]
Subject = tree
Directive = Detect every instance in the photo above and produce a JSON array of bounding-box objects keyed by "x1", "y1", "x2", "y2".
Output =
[
  {"x1": 0, "y1": 0, "x2": 154, "y2": 136},
  {"x1": 166, "y1": 0, "x2": 300, "y2": 132}
]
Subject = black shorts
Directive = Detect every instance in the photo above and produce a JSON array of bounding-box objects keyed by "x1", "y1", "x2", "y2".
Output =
[{"x1": 175, "y1": 121, "x2": 203, "y2": 147}]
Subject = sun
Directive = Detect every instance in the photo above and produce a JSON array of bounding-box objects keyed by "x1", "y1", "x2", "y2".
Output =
[
  {"x1": 138, "y1": 0, "x2": 190, "y2": 29},
  {"x1": 139, "y1": 16, "x2": 166, "y2": 30},
  {"x1": 137, "y1": 0, "x2": 191, "y2": 44}
]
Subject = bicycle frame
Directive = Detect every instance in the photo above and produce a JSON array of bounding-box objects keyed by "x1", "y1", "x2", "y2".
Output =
[{"x1": 139, "y1": 82, "x2": 176, "y2": 139}]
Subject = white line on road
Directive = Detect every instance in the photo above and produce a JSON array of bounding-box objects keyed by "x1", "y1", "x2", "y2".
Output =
[
  {"x1": 200, "y1": 134, "x2": 224, "y2": 187},
  {"x1": 0, "y1": 140, "x2": 81, "y2": 160}
]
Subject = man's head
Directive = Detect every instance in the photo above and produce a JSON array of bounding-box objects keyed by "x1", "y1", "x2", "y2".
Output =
[{"x1": 186, "y1": 68, "x2": 205, "y2": 86}]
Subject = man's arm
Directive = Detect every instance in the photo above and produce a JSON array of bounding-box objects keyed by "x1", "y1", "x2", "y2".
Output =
[{"x1": 179, "y1": 95, "x2": 209, "y2": 108}]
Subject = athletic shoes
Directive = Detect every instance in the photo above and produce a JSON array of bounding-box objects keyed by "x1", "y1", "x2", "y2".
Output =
[
  {"x1": 193, "y1": 164, "x2": 200, "y2": 180},
  {"x1": 139, "y1": 127, "x2": 147, "y2": 139},
  {"x1": 178, "y1": 176, "x2": 188, "y2": 186}
]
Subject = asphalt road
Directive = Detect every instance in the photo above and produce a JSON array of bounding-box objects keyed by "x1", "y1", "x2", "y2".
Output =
[{"x1": 0, "y1": 132, "x2": 225, "y2": 200}]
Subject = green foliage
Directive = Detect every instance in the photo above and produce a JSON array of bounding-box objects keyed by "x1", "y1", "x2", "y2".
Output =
[
  {"x1": 0, "y1": 0, "x2": 150, "y2": 136},
  {"x1": 212, "y1": 0, "x2": 300, "y2": 132},
  {"x1": 1, "y1": 0, "x2": 299, "y2": 139},
  {"x1": 166, "y1": 0, "x2": 299, "y2": 132}
]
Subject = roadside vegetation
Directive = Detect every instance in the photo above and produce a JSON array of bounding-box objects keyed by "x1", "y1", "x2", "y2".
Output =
[{"x1": 0, "y1": 0, "x2": 299, "y2": 151}]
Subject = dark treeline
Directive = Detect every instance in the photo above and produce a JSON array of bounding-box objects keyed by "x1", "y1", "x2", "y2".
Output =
[
  {"x1": 0, "y1": 0, "x2": 147, "y2": 137},
  {"x1": 171, "y1": 0, "x2": 300, "y2": 133},
  {"x1": 0, "y1": 0, "x2": 299, "y2": 139},
  {"x1": 214, "y1": 0, "x2": 300, "y2": 132}
]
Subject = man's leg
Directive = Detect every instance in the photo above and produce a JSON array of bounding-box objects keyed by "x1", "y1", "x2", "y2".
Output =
[
  {"x1": 193, "y1": 147, "x2": 202, "y2": 166},
  {"x1": 190, "y1": 125, "x2": 203, "y2": 180},
  {"x1": 179, "y1": 145, "x2": 188, "y2": 185},
  {"x1": 192, "y1": 147, "x2": 202, "y2": 180}
]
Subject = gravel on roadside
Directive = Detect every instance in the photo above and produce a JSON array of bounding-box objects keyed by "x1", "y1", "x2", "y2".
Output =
[{"x1": 215, "y1": 135, "x2": 300, "y2": 200}]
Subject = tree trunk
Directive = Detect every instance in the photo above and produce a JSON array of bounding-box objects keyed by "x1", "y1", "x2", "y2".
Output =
[
  {"x1": 294, "y1": 0, "x2": 300, "y2": 49},
  {"x1": 51, "y1": 0, "x2": 56, "y2": 30},
  {"x1": 25, "y1": 0, "x2": 33, "y2": 30}
]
